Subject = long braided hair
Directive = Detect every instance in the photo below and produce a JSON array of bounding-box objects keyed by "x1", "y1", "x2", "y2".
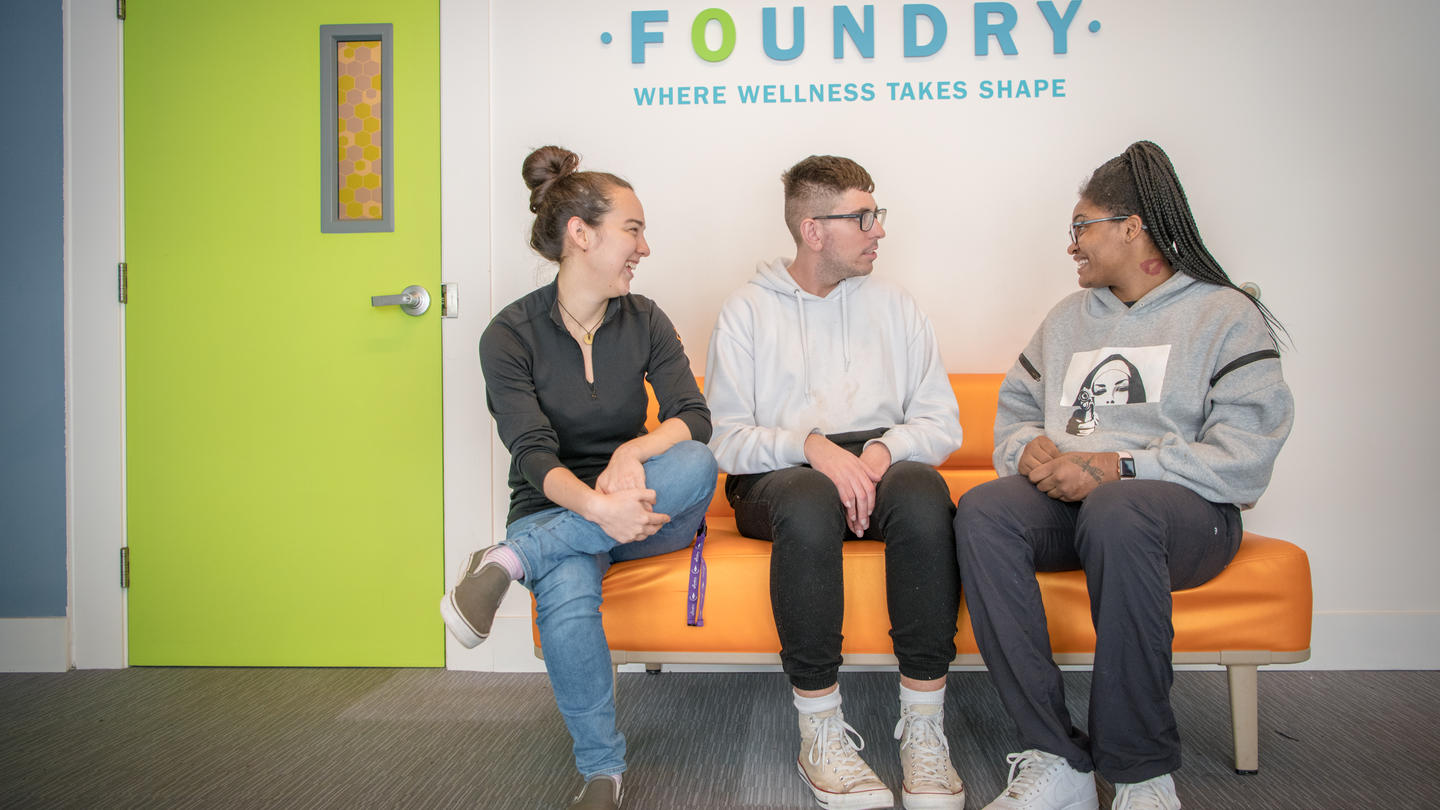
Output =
[{"x1": 1081, "y1": 141, "x2": 1289, "y2": 349}]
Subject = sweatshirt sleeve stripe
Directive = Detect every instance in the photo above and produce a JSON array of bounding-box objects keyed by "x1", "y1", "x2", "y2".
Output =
[
  {"x1": 1209, "y1": 349, "x2": 1280, "y2": 388},
  {"x1": 1018, "y1": 353, "x2": 1042, "y2": 381}
]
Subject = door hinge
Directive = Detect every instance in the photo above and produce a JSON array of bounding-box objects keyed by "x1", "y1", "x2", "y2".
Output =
[
  {"x1": 118, "y1": 262, "x2": 128, "y2": 304},
  {"x1": 120, "y1": 546, "x2": 130, "y2": 589},
  {"x1": 117, "y1": 0, "x2": 125, "y2": 20}
]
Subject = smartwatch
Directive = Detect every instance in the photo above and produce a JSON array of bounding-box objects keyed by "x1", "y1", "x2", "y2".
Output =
[{"x1": 1117, "y1": 450, "x2": 1136, "y2": 480}]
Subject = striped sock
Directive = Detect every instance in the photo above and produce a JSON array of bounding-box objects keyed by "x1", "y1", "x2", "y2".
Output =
[{"x1": 482, "y1": 545, "x2": 524, "y2": 582}]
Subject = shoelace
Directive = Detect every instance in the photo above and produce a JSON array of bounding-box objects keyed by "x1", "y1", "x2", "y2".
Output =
[
  {"x1": 1113, "y1": 779, "x2": 1177, "y2": 810},
  {"x1": 807, "y1": 713, "x2": 873, "y2": 789},
  {"x1": 893, "y1": 710, "x2": 952, "y2": 783},
  {"x1": 1000, "y1": 750, "x2": 1060, "y2": 800}
]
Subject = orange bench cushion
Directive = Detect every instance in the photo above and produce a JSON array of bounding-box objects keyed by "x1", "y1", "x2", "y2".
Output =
[
  {"x1": 534, "y1": 523, "x2": 1312, "y2": 658},
  {"x1": 534, "y1": 373, "x2": 1311, "y2": 660}
]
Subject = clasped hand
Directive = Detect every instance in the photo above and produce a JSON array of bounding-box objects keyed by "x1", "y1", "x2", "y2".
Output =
[
  {"x1": 1019, "y1": 435, "x2": 1116, "y2": 502},
  {"x1": 592, "y1": 449, "x2": 668, "y2": 543},
  {"x1": 805, "y1": 434, "x2": 891, "y2": 535},
  {"x1": 588, "y1": 487, "x2": 669, "y2": 543},
  {"x1": 596, "y1": 449, "x2": 647, "y2": 495}
]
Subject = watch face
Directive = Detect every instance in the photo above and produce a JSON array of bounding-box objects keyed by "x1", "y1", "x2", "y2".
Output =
[{"x1": 1120, "y1": 456, "x2": 1137, "y2": 478}]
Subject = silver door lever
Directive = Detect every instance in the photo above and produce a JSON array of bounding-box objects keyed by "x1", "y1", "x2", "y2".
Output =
[{"x1": 371, "y1": 285, "x2": 430, "y2": 316}]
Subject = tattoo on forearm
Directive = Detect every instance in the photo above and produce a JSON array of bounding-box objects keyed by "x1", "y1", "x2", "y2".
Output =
[{"x1": 1068, "y1": 455, "x2": 1104, "y2": 483}]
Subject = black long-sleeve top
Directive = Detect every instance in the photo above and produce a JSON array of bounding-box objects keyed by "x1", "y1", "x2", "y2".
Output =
[{"x1": 480, "y1": 281, "x2": 712, "y2": 524}]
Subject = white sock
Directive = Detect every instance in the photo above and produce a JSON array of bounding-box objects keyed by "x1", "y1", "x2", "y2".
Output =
[
  {"x1": 794, "y1": 687, "x2": 842, "y2": 715},
  {"x1": 900, "y1": 682, "x2": 945, "y2": 711}
]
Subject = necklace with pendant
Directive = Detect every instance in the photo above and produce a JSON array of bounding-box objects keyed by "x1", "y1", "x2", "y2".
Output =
[{"x1": 557, "y1": 297, "x2": 604, "y2": 345}]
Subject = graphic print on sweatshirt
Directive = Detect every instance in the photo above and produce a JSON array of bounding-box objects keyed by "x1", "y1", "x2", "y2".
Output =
[{"x1": 1059, "y1": 345, "x2": 1172, "y2": 436}]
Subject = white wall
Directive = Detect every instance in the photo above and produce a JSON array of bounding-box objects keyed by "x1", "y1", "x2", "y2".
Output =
[
  {"x1": 440, "y1": 0, "x2": 503, "y2": 672},
  {"x1": 468, "y1": 0, "x2": 1440, "y2": 670}
]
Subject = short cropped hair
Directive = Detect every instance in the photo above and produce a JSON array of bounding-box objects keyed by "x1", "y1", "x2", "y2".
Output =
[{"x1": 780, "y1": 155, "x2": 875, "y2": 243}]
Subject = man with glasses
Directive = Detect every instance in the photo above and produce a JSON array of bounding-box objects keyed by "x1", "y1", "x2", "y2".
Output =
[{"x1": 704, "y1": 155, "x2": 966, "y2": 810}]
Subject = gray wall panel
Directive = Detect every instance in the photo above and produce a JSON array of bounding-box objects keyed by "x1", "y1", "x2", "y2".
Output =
[{"x1": 1, "y1": 0, "x2": 67, "y2": 618}]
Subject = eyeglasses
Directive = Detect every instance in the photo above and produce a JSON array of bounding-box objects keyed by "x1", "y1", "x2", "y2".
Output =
[
  {"x1": 814, "y1": 208, "x2": 887, "y2": 232},
  {"x1": 1069, "y1": 215, "x2": 1144, "y2": 245}
]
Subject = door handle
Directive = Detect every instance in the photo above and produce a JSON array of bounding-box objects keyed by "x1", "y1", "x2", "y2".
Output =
[{"x1": 371, "y1": 285, "x2": 430, "y2": 316}]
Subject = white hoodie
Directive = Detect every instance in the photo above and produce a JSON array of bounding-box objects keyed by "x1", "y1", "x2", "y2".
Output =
[{"x1": 705, "y1": 258, "x2": 963, "y2": 475}]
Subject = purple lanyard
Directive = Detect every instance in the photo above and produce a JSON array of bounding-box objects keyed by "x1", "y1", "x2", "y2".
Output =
[{"x1": 686, "y1": 519, "x2": 708, "y2": 627}]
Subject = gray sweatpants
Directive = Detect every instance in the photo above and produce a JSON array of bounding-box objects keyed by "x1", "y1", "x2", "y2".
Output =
[{"x1": 954, "y1": 475, "x2": 1241, "y2": 783}]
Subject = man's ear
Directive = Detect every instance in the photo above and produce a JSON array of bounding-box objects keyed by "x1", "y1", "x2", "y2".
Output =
[{"x1": 800, "y1": 217, "x2": 825, "y2": 253}]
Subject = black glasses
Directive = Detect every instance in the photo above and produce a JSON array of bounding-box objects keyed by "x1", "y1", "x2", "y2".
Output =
[
  {"x1": 1069, "y1": 215, "x2": 1145, "y2": 245},
  {"x1": 814, "y1": 208, "x2": 887, "y2": 232}
]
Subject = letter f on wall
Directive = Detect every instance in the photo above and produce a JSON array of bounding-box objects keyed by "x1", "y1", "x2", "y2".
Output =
[{"x1": 632, "y1": 10, "x2": 668, "y2": 63}]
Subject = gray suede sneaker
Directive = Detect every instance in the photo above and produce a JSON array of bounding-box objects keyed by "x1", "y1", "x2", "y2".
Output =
[
  {"x1": 438, "y1": 547, "x2": 512, "y2": 648},
  {"x1": 571, "y1": 775, "x2": 622, "y2": 809}
]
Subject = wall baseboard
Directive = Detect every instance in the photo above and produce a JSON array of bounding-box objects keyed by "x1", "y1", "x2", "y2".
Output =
[{"x1": 0, "y1": 617, "x2": 70, "y2": 672}]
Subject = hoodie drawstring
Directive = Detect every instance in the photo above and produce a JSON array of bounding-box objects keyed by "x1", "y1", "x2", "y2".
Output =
[{"x1": 794, "y1": 289, "x2": 812, "y2": 402}]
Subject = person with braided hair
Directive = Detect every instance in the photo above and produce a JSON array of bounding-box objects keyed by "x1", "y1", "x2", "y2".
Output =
[
  {"x1": 954, "y1": 141, "x2": 1294, "y2": 810},
  {"x1": 441, "y1": 146, "x2": 716, "y2": 810}
]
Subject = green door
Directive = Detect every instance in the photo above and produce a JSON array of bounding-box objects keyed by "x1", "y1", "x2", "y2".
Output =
[{"x1": 124, "y1": 0, "x2": 442, "y2": 665}]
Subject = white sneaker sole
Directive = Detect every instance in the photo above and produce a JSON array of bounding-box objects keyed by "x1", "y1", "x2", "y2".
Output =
[
  {"x1": 439, "y1": 591, "x2": 485, "y2": 649},
  {"x1": 1043, "y1": 796, "x2": 1098, "y2": 810},
  {"x1": 902, "y1": 786, "x2": 965, "y2": 810},
  {"x1": 797, "y1": 759, "x2": 895, "y2": 809}
]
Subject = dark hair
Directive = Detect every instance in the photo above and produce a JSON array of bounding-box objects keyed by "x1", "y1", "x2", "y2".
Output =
[
  {"x1": 521, "y1": 146, "x2": 632, "y2": 263},
  {"x1": 780, "y1": 155, "x2": 875, "y2": 242},
  {"x1": 1081, "y1": 141, "x2": 1289, "y2": 348}
]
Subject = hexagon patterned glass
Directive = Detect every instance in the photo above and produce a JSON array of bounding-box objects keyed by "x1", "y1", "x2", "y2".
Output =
[{"x1": 337, "y1": 41, "x2": 383, "y2": 221}]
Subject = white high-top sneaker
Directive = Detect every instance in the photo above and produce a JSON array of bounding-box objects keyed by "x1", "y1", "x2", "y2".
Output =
[
  {"x1": 982, "y1": 749, "x2": 1098, "y2": 810},
  {"x1": 892, "y1": 703, "x2": 965, "y2": 809},
  {"x1": 796, "y1": 707, "x2": 895, "y2": 809}
]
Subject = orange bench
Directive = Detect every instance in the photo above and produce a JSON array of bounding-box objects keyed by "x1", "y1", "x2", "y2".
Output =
[{"x1": 532, "y1": 374, "x2": 1312, "y2": 773}]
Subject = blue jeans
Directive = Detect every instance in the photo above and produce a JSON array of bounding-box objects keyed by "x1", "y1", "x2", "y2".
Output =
[{"x1": 502, "y1": 440, "x2": 717, "y2": 780}]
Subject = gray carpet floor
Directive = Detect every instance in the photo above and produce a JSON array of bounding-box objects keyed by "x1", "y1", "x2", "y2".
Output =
[{"x1": 2, "y1": 668, "x2": 1437, "y2": 808}]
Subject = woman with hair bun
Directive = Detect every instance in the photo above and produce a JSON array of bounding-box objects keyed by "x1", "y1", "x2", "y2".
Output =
[
  {"x1": 955, "y1": 141, "x2": 1295, "y2": 810},
  {"x1": 442, "y1": 146, "x2": 716, "y2": 809}
]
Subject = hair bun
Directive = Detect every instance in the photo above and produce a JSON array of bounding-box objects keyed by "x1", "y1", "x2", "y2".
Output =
[{"x1": 523, "y1": 146, "x2": 582, "y2": 213}]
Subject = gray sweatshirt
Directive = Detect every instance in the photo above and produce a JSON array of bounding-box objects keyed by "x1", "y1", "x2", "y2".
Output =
[{"x1": 994, "y1": 272, "x2": 1293, "y2": 508}]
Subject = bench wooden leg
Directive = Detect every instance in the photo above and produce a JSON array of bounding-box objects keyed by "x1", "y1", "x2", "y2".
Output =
[{"x1": 1226, "y1": 664, "x2": 1259, "y2": 774}]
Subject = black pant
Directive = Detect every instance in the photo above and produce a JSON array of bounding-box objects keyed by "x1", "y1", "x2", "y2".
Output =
[
  {"x1": 727, "y1": 439, "x2": 960, "y2": 691},
  {"x1": 954, "y1": 475, "x2": 1242, "y2": 783}
]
